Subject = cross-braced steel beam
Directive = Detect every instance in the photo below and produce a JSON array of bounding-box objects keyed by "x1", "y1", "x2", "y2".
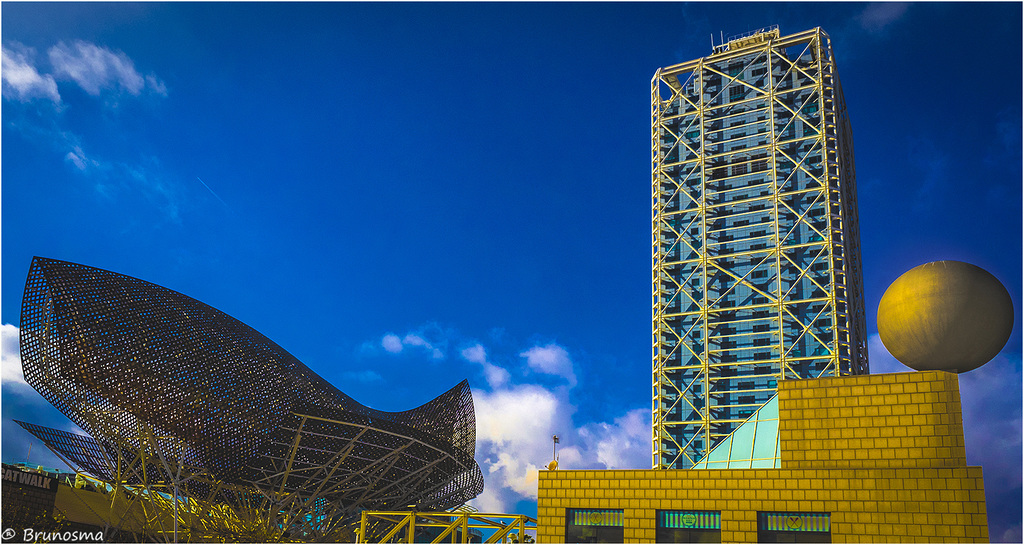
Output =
[{"x1": 652, "y1": 27, "x2": 867, "y2": 469}]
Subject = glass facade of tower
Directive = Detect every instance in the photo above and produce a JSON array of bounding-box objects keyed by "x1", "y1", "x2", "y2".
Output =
[{"x1": 651, "y1": 27, "x2": 868, "y2": 469}]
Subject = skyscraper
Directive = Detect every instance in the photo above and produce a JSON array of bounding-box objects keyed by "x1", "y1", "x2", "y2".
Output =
[{"x1": 651, "y1": 27, "x2": 868, "y2": 469}]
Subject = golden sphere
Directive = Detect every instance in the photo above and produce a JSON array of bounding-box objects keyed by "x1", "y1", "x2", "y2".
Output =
[
  {"x1": 877, "y1": 261, "x2": 1013, "y2": 373},
  {"x1": 546, "y1": 460, "x2": 558, "y2": 471}
]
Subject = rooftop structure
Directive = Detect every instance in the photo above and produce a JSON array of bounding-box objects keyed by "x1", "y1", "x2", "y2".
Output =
[
  {"x1": 537, "y1": 371, "x2": 989, "y2": 543},
  {"x1": 15, "y1": 257, "x2": 483, "y2": 540},
  {"x1": 651, "y1": 27, "x2": 868, "y2": 469}
]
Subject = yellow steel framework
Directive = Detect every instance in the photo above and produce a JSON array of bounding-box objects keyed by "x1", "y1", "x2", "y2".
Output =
[
  {"x1": 357, "y1": 511, "x2": 537, "y2": 544},
  {"x1": 651, "y1": 27, "x2": 867, "y2": 469},
  {"x1": 29, "y1": 412, "x2": 360, "y2": 542},
  {"x1": 30, "y1": 406, "x2": 495, "y2": 542}
]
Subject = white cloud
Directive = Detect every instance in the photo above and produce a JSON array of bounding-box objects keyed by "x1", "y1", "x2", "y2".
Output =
[
  {"x1": 471, "y1": 380, "x2": 649, "y2": 513},
  {"x1": 577, "y1": 408, "x2": 650, "y2": 469},
  {"x1": 145, "y1": 74, "x2": 167, "y2": 96},
  {"x1": 380, "y1": 330, "x2": 445, "y2": 359},
  {"x1": 2, "y1": 44, "x2": 60, "y2": 103},
  {"x1": 65, "y1": 150, "x2": 87, "y2": 171},
  {"x1": 64, "y1": 145, "x2": 101, "y2": 172},
  {"x1": 471, "y1": 483, "x2": 512, "y2": 514},
  {"x1": 1, "y1": 324, "x2": 49, "y2": 404},
  {"x1": 1, "y1": 324, "x2": 28, "y2": 387},
  {"x1": 48, "y1": 40, "x2": 165, "y2": 97},
  {"x1": 461, "y1": 344, "x2": 510, "y2": 389},
  {"x1": 4, "y1": 40, "x2": 180, "y2": 223},
  {"x1": 520, "y1": 343, "x2": 576, "y2": 387},
  {"x1": 475, "y1": 385, "x2": 561, "y2": 451},
  {"x1": 382, "y1": 333, "x2": 403, "y2": 353},
  {"x1": 403, "y1": 333, "x2": 444, "y2": 360},
  {"x1": 473, "y1": 384, "x2": 564, "y2": 506},
  {"x1": 857, "y1": 3, "x2": 909, "y2": 33}
]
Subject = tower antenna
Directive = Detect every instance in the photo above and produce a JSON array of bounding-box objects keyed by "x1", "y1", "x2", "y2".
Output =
[{"x1": 547, "y1": 435, "x2": 560, "y2": 470}]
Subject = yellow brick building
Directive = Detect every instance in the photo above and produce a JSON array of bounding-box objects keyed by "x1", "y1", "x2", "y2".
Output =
[{"x1": 537, "y1": 371, "x2": 988, "y2": 543}]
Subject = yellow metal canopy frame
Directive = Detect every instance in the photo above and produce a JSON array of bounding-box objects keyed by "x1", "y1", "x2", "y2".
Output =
[
  {"x1": 357, "y1": 511, "x2": 537, "y2": 544},
  {"x1": 650, "y1": 27, "x2": 868, "y2": 470}
]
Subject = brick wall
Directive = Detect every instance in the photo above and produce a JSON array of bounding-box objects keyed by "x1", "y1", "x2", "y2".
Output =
[
  {"x1": 537, "y1": 467, "x2": 987, "y2": 543},
  {"x1": 779, "y1": 371, "x2": 966, "y2": 469},
  {"x1": 536, "y1": 372, "x2": 988, "y2": 543}
]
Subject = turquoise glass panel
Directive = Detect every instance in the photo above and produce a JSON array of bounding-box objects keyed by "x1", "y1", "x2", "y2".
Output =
[
  {"x1": 751, "y1": 400, "x2": 779, "y2": 460},
  {"x1": 707, "y1": 436, "x2": 731, "y2": 462},
  {"x1": 690, "y1": 394, "x2": 780, "y2": 469},
  {"x1": 730, "y1": 417, "x2": 756, "y2": 460}
]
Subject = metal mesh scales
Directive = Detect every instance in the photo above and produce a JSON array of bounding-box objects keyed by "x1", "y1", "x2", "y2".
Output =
[{"x1": 18, "y1": 257, "x2": 483, "y2": 513}]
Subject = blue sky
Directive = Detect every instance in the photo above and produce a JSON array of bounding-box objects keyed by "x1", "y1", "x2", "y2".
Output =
[{"x1": 2, "y1": 2, "x2": 1020, "y2": 540}]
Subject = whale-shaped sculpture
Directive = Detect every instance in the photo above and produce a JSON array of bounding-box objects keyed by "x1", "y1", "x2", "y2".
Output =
[{"x1": 17, "y1": 257, "x2": 483, "y2": 522}]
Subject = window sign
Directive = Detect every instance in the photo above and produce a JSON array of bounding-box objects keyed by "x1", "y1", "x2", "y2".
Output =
[
  {"x1": 571, "y1": 509, "x2": 623, "y2": 527},
  {"x1": 657, "y1": 510, "x2": 721, "y2": 543},
  {"x1": 566, "y1": 509, "x2": 624, "y2": 544},
  {"x1": 757, "y1": 512, "x2": 831, "y2": 543},
  {"x1": 659, "y1": 511, "x2": 721, "y2": 529},
  {"x1": 760, "y1": 513, "x2": 830, "y2": 532}
]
